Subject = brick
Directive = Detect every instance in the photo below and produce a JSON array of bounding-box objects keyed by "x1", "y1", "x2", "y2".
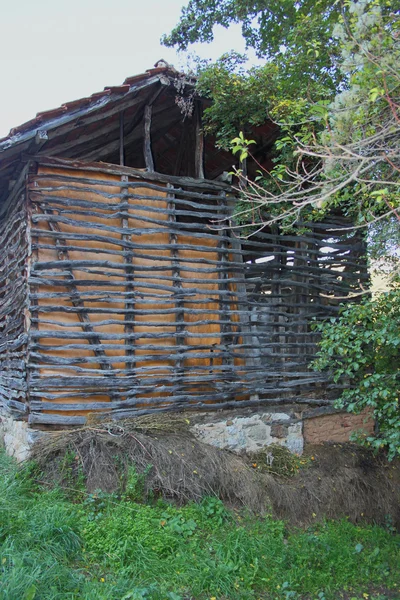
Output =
[{"x1": 303, "y1": 408, "x2": 374, "y2": 444}]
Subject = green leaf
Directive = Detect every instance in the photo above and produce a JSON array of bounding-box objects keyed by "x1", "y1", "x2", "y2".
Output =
[{"x1": 22, "y1": 585, "x2": 37, "y2": 600}]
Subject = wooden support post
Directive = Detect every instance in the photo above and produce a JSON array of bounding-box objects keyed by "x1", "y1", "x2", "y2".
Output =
[
  {"x1": 195, "y1": 102, "x2": 205, "y2": 179},
  {"x1": 26, "y1": 165, "x2": 40, "y2": 412},
  {"x1": 167, "y1": 184, "x2": 185, "y2": 383},
  {"x1": 120, "y1": 175, "x2": 136, "y2": 373},
  {"x1": 293, "y1": 239, "x2": 309, "y2": 358},
  {"x1": 119, "y1": 111, "x2": 125, "y2": 166},
  {"x1": 217, "y1": 192, "x2": 234, "y2": 373},
  {"x1": 271, "y1": 234, "x2": 286, "y2": 370},
  {"x1": 229, "y1": 234, "x2": 259, "y2": 378},
  {"x1": 143, "y1": 105, "x2": 155, "y2": 172}
]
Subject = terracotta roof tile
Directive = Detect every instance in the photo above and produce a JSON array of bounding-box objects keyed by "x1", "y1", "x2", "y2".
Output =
[
  {"x1": 1, "y1": 62, "x2": 175, "y2": 144},
  {"x1": 90, "y1": 89, "x2": 112, "y2": 101},
  {"x1": 146, "y1": 66, "x2": 172, "y2": 75},
  {"x1": 63, "y1": 97, "x2": 92, "y2": 110},
  {"x1": 104, "y1": 84, "x2": 130, "y2": 94},
  {"x1": 36, "y1": 106, "x2": 68, "y2": 119},
  {"x1": 123, "y1": 72, "x2": 151, "y2": 85}
]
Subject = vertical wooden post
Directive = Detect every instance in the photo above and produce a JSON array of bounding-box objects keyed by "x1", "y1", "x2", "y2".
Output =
[
  {"x1": 229, "y1": 234, "x2": 259, "y2": 378},
  {"x1": 120, "y1": 175, "x2": 135, "y2": 373},
  {"x1": 293, "y1": 239, "x2": 309, "y2": 357},
  {"x1": 143, "y1": 105, "x2": 155, "y2": 172},
  {"x1": 271, "y1": 235, "x2": 287, "y2": 370},
  {"x1": 195, "y1": 101, "x2": 205, "y2": 179},
  {"x1": 167, "y1": 184, "x2": 185, "y2": 385},
  {"x1": 27, "y1": 164, "x2": 39, "y2": 410},
  {"x1": 217, "y1": 192, "x2": 234, "y2": 375},
  {"x1": 119, "y1": 111, "x2": 125, "y2": 167}
]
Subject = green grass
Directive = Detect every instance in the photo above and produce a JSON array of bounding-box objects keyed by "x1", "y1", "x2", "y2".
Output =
[{"x1": 0, "y1": 451, "x2": 399, "y2": 600}]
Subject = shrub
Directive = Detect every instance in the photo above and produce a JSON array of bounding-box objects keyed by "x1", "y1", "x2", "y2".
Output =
[{"x1": 312, "y1": 290, "x2": 400, "y2": 459}]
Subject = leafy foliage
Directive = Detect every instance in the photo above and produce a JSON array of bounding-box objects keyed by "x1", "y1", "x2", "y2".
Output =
[
  {"x1": 194, "y1": 52, "x2": 279, "y2": 148},
  {"x1": 166, "y1": 0, "x2": 400, "y2": 236},
  {"x1": 163, "y1": 0, "x2": 344, "y2": 91},
  {"x1": 314, "y1": 0, "x2": 400, "y2": 226},
  {"x1": 257, "y1": 0, "x2": 400, "y2": 233},
  {"x1": 193, "y1": 48, "x2": 333, "y2": 154},
  {"x1": 312, "y1": 290, "x2": 400, "y2": 459}
]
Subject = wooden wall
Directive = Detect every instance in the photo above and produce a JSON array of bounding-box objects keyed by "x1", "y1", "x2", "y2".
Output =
[
  {"x1": 0, "y1": 171, "x2": 29, "y2": 418},
  {"x1": 18, "y1": 157, "x2": 368, "y2": 426},
  {"x1": 239, "y1": 220, "x2": 369, "y2": 400},
  {"x1": 27, "y1": 160, "x2": 244, "y2": 425}
]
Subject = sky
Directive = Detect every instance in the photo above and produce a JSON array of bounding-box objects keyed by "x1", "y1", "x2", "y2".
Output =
[{"x1": 0, "y1": 0, "x2": 258, "y2": 139}]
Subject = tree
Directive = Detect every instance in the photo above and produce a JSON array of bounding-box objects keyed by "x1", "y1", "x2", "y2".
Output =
[
  {"x1": 164, "y1": 1, "x2": 346, "y2": 158},
  {"x1": 166, "y1": 0, "x2": 400, "y2": 233},
  {"x1": 163, "y1": 0, "x2": 344, "y2": 92},
  {"x1": 230, "y1": 0, "x2": 400, "y2": 231}
]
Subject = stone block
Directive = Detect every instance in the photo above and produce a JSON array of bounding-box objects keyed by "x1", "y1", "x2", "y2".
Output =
[
  {"x1": 0, "y1": 415, "x2": 45, "y2": 462},
  {"x1": 190, "y1": 410, "x2": 303, "y2": 455}
]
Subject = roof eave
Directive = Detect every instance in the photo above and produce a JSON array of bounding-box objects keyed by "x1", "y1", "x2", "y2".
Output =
[{"x1": 0, "y1": 74, "x2": 168, "y2": 155}]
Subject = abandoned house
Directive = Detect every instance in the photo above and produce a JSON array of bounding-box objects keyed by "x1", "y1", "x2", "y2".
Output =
[{"x1": 0, "y1": 63, "x2": 371, "y2": 457}]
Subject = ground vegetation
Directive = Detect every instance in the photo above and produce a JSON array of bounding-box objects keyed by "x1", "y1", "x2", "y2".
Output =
[{"x1": 1, "y1": 448, "x2": 400, "y2": 599}]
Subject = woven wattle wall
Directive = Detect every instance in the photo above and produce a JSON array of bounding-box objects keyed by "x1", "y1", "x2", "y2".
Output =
[
  {"x1": 0, "y1": 157, "x2": 368, "y2": 427},
  {"x1": 0, "y1": 174, "x2": 29, "y2": 418}
]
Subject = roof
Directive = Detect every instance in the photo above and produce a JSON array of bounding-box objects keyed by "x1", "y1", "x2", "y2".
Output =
[
  {"x1": 0, "y1": 62, "x2": 181, "y2": 148},
  {"x1": 0, "y1": 62, "x2": 278, "y2": 200}
]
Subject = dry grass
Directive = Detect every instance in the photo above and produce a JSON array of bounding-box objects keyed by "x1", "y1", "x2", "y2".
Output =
[
  {"x1": 32, "y1": 415, "x2": 267, "y2": 512},
  {"x1": 31, "y1": 415, "x2": 400, "y2": 529},
  {"x1": 263, "y1": 444, "x2": 400, "y2": 528}
]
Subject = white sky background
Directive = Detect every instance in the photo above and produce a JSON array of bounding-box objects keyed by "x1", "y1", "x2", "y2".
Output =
[{"x1": 0, "y1": 0, "x2": 259, "y2": 139}]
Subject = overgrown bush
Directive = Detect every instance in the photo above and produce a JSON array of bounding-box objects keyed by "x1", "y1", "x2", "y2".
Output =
[{"x1": 312, "y1": 290, "x2": 400, "y2": 459}]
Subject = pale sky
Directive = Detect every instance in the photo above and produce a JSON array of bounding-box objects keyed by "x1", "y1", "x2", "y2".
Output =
[{"x1": 0, "y1": 0, "x2": 258, "y2": 138}]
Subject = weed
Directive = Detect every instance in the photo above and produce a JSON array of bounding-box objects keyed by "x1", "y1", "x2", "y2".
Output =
[
  {"x1": 122, "y1": 464, "x2": 152, "y2": 502},
  {"x1": 82, "y1": 488, "x2": 118, "y2": 521},
  {"x1": 199, "y1": 495, "x2": 230, "y2": 525},
  {"x1": 280, "y1": 581, "x2": 300, "y2": 598},
  {"x1": 248, "y1": 444, "x2": 311, "y2": 477},
  {"x1": 383, "y1": 514, "x2": 397, "y2": 535},
  {"x1": 160, "y1": 512, "x2": 197, "y2": 537}
]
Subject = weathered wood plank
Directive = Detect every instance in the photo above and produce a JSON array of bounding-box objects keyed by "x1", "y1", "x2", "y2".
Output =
[
  {"x1": 26, "y1": 156, "x2": 232, "y2": 190},
  {"x1": 143, "y1": 105, "x2": 155, "y2": 172},
  {"x1": 195, "y1": 101, "x2": 205, "y2": 179}
]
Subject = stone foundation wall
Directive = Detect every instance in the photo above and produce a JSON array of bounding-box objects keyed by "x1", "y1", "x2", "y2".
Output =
[
  {"x1": 303, "y1": 409, "x2": 374, "y2": 444},
  {"x1": 1, "y1": 406, "x2": 375, "y2": 462},
  {"x1": 190, "y1": 406, "x2": 375, "y2": 454},
  {"x1": 190, "y1": 408, "x2": 304, "y2": 455},
  {"x1": 0, "y1": 416, "x2": 44, "y2": 462}
]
